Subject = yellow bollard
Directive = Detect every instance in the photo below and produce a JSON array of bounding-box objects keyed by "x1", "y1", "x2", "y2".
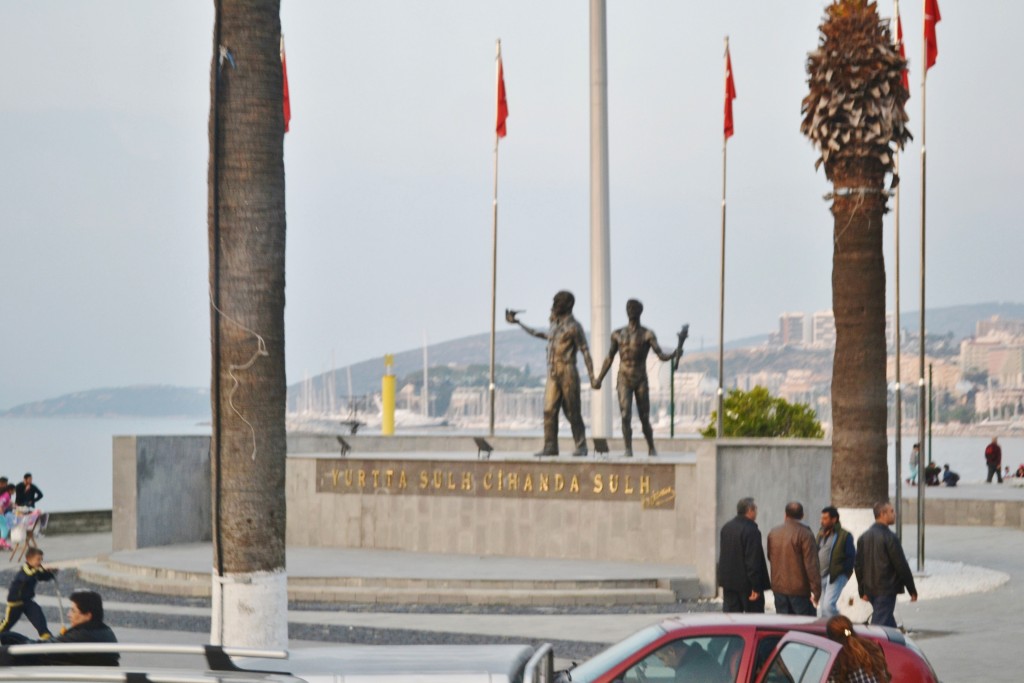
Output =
[{"x1": 381, "y1": 354, "x2": 395, "y2": 435}]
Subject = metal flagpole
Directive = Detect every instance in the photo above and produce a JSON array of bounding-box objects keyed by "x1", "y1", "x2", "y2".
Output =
[
  {"x1": 489, "y1": 39, "x2": 502, "y2": 437},
  {"x1": 892, "y1": 0, "x2": 904, "y2": 542},
  {"x1": 916, "y1": 4, "x2": 929, "y2": 572},
  {"x1": 670, "y1": 355, "x2": 676, "y2": 438},
  {"x1": 717, "y1": 36, "x2": 730, "y2": 439}
]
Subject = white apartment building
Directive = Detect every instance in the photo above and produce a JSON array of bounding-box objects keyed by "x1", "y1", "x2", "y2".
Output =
[
  {"x1": 811, "y1": 310, "x2": 836, "y2": 349},
  {"x1": 960, "y1": 336, "x2": 1024, "y2": 387}
]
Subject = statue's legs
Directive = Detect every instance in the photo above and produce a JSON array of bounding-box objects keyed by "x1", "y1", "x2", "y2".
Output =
[
  {"x1": 559, "y1": 368, "x2": 588, "y2": 456},
  {"x1": 635, "y1": 380, "x2": 656, "y2": 455},
  {"x1": 539, "y1": 376, "x2": 562, "y2": 455},
  {"x1": 616, "y1": 380, "x2": 635, "y2": 456}
]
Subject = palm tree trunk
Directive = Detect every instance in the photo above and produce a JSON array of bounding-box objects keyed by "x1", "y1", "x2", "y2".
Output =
[
  {"x1": 208, "y1": 0, "x2": 287, "y2": 648},
  {"x1": 830, "y1": 158, "x2": 888, "y2": 508}
]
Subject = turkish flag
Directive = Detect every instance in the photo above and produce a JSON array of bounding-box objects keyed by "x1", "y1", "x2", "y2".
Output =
[
  {"x1": 496, "y1": 56, "x2": 509, "y2": 138},
  {"x1": 281, "y1": 37, "x2": 291, "y2": 133},
  {"x1": 724, "y1": 46, "x2": 736, "y2": 139},
  {"x1": 897, "y1": 13, "x2": 909, "y2": 94},
  {"x1": 925, "y1": 0, "x2": 941, "y2": 70}
]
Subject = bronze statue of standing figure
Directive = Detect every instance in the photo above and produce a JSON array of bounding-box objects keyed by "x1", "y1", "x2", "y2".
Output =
[
  {"x1": 506, "y1": 291, "x2": 595, "y2": 456},
  {"x1": 594, "y1": 299, "x2": 688, "y2": 456}
]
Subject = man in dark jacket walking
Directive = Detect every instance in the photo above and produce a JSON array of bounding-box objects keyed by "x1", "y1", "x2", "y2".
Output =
[
  {"x1": 718, "y1": 497, "x2": 771, "y2": 613},
  {"x1": 766, "y1": 502, "x2": 820, "y2": 615},
  {"x1": 855, "y1": 501, "x2": 918, "y2": 627},
  {"x1": 817, "y1": 506, "x2": 855, "y2": 618}
]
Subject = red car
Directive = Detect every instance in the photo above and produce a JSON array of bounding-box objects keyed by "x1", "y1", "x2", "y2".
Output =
[{"x1": 554, "y1": 614, "x2": 938, "y2": 683}]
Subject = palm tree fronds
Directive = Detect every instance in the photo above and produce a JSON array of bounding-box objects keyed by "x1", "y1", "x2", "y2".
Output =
[{"x1": 801, "y1": 0, "x2": 912, "y2": 183}]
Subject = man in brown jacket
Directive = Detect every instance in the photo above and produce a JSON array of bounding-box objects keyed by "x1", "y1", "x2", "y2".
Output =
[{"x1": 766, "y1": 501, "x2": 821, "y2": 615}]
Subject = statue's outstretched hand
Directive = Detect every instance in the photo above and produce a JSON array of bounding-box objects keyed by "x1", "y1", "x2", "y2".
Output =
[
  {"x1": 505, "y1": 309, "x2": 523, "y2": 324},
  {"x1": 673, "y1": 324, "x2": 690, "y2": 359}
]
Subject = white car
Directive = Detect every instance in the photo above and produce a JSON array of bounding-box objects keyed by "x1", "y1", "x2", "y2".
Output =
[{"x1": 0, "y1": 641, "x2": 556, "y2": 683}]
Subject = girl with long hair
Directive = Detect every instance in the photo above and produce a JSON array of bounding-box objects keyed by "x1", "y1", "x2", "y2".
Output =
[{"x1": 825, "y1": 615, "x2": 892, "y2": 683}]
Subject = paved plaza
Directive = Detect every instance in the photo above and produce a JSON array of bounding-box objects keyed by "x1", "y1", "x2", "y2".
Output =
[{"x1": 22, "y1": 485, "x2": 1024, "y2": 682}]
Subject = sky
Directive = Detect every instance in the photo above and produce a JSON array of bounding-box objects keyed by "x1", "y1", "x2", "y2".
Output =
[{"x1": 1, "y1": 1, "x2": 1022, "y2": 410}]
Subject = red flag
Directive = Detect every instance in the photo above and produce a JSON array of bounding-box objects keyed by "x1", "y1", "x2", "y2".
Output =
[
  {"x1": 896, "y1": 12, "x2": 910, "y2": 94},
  {"x1": 281, "y1": 36, "x2": 291, "y2": 133},
  {"x1": 925, "y1": 0, "x2": 941, "y2": 70},
  {"x1": 724, "y1": 45, "x2": 737, "y2": 139},
  {"x1": 496, "y1": 54, "x2": 509, "y2": 138}
]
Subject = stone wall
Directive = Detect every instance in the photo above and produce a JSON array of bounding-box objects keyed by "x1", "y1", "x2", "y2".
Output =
[
  {"x1": 110, "y1": 434, "x2": 830, "y2": 595},
  {"x1": 45, "y1": 509, "x2": 112, "y2": 535},
  {"x1": 285, "y1": 438, "x2": 830, "y2": 596},
  {"x1": 286, "y1": 456, "x2": 699, "y2": 566},
  {"x1": 113, "y1": 435, "x2": 212, "y2": 551},
  {"x1": 900, "y1": 496, "x2": 1024, "y2": 528},
  {"x1": 700, "y1": 440, "x2": 833, "y2": 594}
]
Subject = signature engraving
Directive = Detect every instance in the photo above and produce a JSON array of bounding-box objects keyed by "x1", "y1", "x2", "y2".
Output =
[{"x1": 642, "y1": 486, "x2": 675, "y2": 509}]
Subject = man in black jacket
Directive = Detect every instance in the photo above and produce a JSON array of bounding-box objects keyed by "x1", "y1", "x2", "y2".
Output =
[
  {"x1": 855, "y1": 501, "x2": 918, "y2": 628},
  {"x1": 718, "y1": 497, "x2": 771, "y2": 613},
  {"x1": 49, "y1": 591, "x2": 119, "y2": 665},
  {"x1": 14, "y1": 473, "x2": 43, "y2": 509}
]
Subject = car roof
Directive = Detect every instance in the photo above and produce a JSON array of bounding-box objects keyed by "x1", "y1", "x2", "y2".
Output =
[
  {"x1": 659, "y1": 613, "x2": 821, "y2": 630},
  {"x1": 657, "y1": 613, "x2": 897, "y2": 641}
]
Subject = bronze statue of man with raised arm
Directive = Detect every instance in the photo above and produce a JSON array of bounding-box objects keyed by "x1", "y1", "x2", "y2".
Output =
[
  {"x1": 593, "y1": 299, "x2": 687, "y2": 456},
  {"x1": 506, "y1": 290, "x2": 595, "y2": 456}
]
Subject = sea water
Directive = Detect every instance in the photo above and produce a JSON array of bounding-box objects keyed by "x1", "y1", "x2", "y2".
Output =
[
  {"x1": 0, "y1": 417, "x2": 210, "y2": 512},
  {"x1": 889, "y1": 434, "x2": 1024, "y2": 485}
]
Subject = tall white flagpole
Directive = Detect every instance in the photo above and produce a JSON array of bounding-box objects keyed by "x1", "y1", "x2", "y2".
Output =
[
  {"x1": 589, "y1": 0, "x2": 613, "y2": 439},
  {"x1": 717, "y1": 37, "x2": 731, "y2": 440},
  {"x1": 892, "y1": 0, "x2": 904, "y2": 541},
  {"x1": 489, "y1": 39, "x2": 502, "y2": 437},
  {"x1": 917, "y1": 0, "x2": 934, "y2": 572}
]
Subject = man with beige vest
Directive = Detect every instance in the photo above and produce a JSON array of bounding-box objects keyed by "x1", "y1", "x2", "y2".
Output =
[{"x1": 767, "y1": 501, "x2": 821, "y2": 615}]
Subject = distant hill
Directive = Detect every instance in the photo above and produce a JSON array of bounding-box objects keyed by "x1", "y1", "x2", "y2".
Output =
[
  {"x1": 682, "y1": 346, "x2": 834, "y2": 377},
  {"x1": 7, "y1": 302, "x2": 1022, "y2": 417},
  {"x1": 290, "y1": 329, "x2": 547, "y2": 407},
  {"x1": 0, "y1": 385, "x2": 210, "y2": 418},
  {"x1": 902, "y1": 301, "x2": 1024, "y2": 340},
  {"x1": 292, "y1": 330, "x2": 823, "y2": 407}
]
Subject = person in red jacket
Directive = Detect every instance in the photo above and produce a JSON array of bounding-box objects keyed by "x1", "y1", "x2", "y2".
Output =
[{"x1": 985, "y1": 437, "x2": 1003, "y2": 483}]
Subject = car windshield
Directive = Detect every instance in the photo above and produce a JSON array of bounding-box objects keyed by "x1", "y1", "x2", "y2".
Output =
[{"x1": 563, "y1": 625, "x2": 666, "y2": 683}]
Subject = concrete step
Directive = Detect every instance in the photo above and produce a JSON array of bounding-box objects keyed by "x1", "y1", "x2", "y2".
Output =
[
  {"x1": 77, "y1": 560, "x2": 696, "y2": 606},
  {"x1": 286, "y1": 585, "x2": 680, "y2": 606},
  {"x1": 77, "y1": 562, "x2": 211, "y2": 598}
]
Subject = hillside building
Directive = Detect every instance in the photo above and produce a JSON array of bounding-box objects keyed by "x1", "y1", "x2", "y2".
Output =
[{"x1": 811, "y1": 311, "x2": 835, "y2": 349}]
